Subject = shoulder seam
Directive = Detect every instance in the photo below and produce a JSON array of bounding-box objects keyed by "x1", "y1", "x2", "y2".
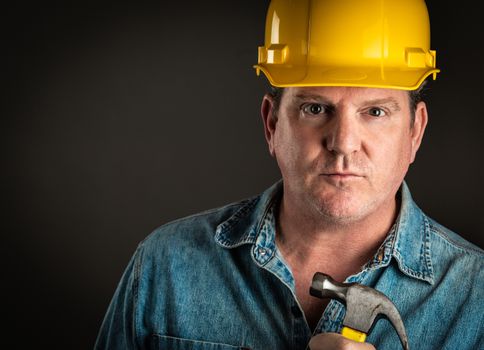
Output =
[
  {"x1": 429, "y1": 223, "x2": 483, "y2": 256},
  {"x1": 132, "y1": 244, "x2": 145, "y2": 350},
  {"x1": 151, "y1": 199, "x2": 252, "y2": 232}
]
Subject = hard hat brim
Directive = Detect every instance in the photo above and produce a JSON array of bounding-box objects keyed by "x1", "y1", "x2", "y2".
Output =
[{"x1": 255, "y1": 64, "x2": 440, "y2": 91}]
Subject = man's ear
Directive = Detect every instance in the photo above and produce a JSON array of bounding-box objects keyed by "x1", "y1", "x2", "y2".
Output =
[
  {"x1": 410, "y1": 101, "x2": 428, "y2": 163},
  {"x1": 261, "y1": 94, "x2": 278, "y2": 157}
]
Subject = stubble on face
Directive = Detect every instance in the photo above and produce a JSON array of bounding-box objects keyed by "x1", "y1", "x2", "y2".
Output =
[
  {"x1": 272, "y1": 86, "x2": 417, "y2": 227},
  {"x1": 302, "y1": 155, "x2": 377, "y2": 225}
]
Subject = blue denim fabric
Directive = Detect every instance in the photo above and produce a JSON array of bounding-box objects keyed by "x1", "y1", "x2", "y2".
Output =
[{"x1": 95, "y1": 181, "x2": 483, "y2": 350}]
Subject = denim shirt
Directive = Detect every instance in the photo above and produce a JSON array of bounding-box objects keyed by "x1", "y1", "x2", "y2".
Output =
[{"x1": 95, "y1": 181, "x2": 483, "y2": 350}]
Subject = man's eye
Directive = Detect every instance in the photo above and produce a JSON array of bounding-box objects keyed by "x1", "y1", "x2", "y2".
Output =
[
  {"x1": 368, "y1": 107, "x2": 386, "y2": 117},
  {"x1": 302, "y1": 103, "x2": 326, "y2": 115}
]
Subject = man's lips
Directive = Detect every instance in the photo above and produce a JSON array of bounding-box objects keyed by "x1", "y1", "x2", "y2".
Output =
[
  {"x1": 320, "y1": 172, "x2": 364, "y2": 181},
  {"x1": 321, "y1": 172, "x2": 363, "y2": 177}
]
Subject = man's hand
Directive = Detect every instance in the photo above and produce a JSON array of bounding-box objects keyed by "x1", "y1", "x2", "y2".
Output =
[{"x1": 308, "y1": 333, "x2": 376, "y2": 350}]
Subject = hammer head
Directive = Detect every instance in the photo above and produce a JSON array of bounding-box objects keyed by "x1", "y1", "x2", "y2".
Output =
[{"x1": 310, "y1": 272, "x2": 409, "y2": 350}]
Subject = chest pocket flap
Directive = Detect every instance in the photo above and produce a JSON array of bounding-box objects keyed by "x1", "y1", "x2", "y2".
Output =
[{"x1": 151, "y1": 334, "x2": 250, "y2": 350}]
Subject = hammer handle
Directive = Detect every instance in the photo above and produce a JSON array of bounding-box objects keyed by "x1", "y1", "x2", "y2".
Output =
[{"x1": 341, "y1": 326, "x2": 367, "y2": 342}]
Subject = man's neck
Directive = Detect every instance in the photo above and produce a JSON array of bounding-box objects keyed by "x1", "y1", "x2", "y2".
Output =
[{"x1": 275, "y1": 193, "x2": 398, "y2": 281}]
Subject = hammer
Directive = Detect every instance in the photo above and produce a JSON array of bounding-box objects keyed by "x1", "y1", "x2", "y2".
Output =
[{"x1": 309, "y1": 272, "x2": 409, "y2": 350}]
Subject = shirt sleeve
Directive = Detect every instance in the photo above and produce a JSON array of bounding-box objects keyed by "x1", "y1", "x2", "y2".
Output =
[{"x1": 94, "y1": 244, "x2": 144, "y2": 350}]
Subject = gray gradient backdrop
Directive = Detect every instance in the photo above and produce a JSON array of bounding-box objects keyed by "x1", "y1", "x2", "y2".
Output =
[{"x1": 3, "y1": 1, "x2": 483, "y2": 348}]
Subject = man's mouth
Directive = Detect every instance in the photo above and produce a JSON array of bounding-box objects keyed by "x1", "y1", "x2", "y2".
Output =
[
  {"x1": 322, "y1": 172, "x2": 362, "y2": 177},
  {"x1": 320, "y1": 172, "x2": 364, "y2": 182}
]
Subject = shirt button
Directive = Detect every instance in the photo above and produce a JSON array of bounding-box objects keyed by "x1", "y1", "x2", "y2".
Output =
[
  {"x1": 377, "y1": 249, "x2": 384, "y2": 262},
  {"x1": 258, "y1": 247, "x2": 267, "y2": 256}
]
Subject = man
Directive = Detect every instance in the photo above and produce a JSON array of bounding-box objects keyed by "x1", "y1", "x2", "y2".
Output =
[{"x1": 95, "y1": 0, "x2": 482, "y2": 349}]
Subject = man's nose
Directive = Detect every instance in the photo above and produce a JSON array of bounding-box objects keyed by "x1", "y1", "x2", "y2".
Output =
[{"x1": 324, "y1": 112, "x2": 362, "y2": 156}]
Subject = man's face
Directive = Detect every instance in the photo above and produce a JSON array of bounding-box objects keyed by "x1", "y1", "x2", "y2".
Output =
[{"x1": 261, "y1": 86, "x2": 427, "y2": 224}]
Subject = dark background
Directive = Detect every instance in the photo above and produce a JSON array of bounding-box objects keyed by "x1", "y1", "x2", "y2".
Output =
[{"x1": 3, "y1": 1, "x2": 482, "y2": 348}]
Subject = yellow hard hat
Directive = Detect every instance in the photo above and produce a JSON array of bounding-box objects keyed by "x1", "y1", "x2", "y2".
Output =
[{"x1": 254, "y1": 0, "x2": 440, "y2": 90}]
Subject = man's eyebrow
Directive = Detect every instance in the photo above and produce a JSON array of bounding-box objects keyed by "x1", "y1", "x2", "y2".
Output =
[
  {"x1": 362, "y1": 98, "x2": 402, "y2": 111},
  {"x1": 293, "y1": 94, "x2": 333, "y2": 103}
]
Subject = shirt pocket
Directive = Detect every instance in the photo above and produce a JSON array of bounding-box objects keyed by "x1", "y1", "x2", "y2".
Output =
[{"x1": 151, "y1": 334, "x2": 250, "y2": 350}]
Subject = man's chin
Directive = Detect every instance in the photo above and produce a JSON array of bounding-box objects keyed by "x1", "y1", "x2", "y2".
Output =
[
  {"x1": 310, "y1": 195, "x2": 370, "y2": 225},
  {"x1": 317, "y1": 208, "x2": 365, "y2": 225}
]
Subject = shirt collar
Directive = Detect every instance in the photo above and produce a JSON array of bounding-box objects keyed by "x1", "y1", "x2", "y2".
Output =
[
  {"x1": 390, "y1": 181, "x2": 434, "y2": 284},
  {"x1": 215, "y1": 180, "x2": 434, "y2": 284},
  {"x1": 214, "y1": 180, "x2": 282, "y2": 249}
]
